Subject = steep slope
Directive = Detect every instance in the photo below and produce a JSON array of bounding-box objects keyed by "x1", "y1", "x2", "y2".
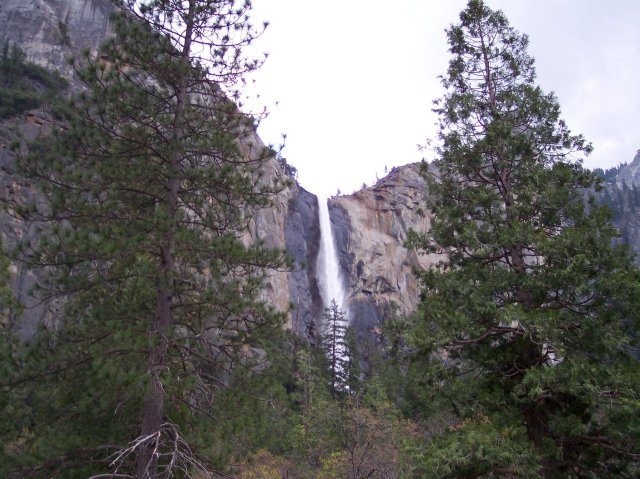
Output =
[
  {"x1": 0, "y1": 0, "x2": 324, "y2": 335},
  {"x1": 5, "y1": 1, "x2": 636, "y2": 343},
  {"x1": 0, "y1": 0, "x2": 113, "y2": 81},
  {"x1": 597, "y1": 150, "x2": 640, "y2": 258},
  {"x1": 0, "y1": 1, "x2": 111, "y2": 336},
  {"x1": 330, "y1": 164, "x2": 439, "y2": 339},
  {"x1": 614, "y1": 150, "x2": 640, "y2": 187}
]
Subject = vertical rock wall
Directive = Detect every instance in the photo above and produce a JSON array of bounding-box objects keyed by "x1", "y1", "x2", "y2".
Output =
[
  {"x1": 330, "y1": 164, "x2": 440, "y2": 337},
  {"x1": 284, "y1": 188, "x2": 323, "y2": 334},
  {"x1": 0, "y1": 117, "x2": 60, "y2": 337},
  {"x1": 603, "y1": 150, "x2": 640, "y2": 262},
  {"x1": 0, "y1": 0, "x2": 113, "y2": 82},
  {"x1": 0, "y1": 0, "x2": 325, "y2": 334}
]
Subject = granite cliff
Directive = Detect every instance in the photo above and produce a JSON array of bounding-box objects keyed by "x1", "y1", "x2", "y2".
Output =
[
  {"x1": 329, "y1": 165, "x2": 438, "y2": 338},
  {"x1": 1, "y1": 0, "x2": 111, "y2": 336},
  {"x1": 0, "y1": 0, "x2": 327, "y2": 337},
  {"x1": 2, "y1": 0, "x2": 639, "y2": 344},
  {"x1": 0, "y1": 0, "x2": 113, "y2": 81},
  {"x1": 0, "y1": 0, "x2": 437, "y2": 341},
  {"x1": 598, "y1": 149, "x2": 640, "y2": 260}
]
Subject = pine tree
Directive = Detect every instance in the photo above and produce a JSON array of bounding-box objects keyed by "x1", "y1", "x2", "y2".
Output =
[
  {"x1": 320, "y1": 299, "x2": 350, "y2": 397},
  {"x1": 342, "y1": 325, "x2": 361, "y2": 394},
  {"x1": 0, "y1": 43, "x2": 67, "y2": 118},
  {"x1": 408, "y1": 1, "x2": 640, "y2": 476},
  {"x1": 2, "y1": 1, "x2": 288, "y2": 477}
]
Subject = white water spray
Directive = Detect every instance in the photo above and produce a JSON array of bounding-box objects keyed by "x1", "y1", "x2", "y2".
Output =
[
  {"x1": 316, "y1": 197, "x2": 353, "y2": 392},
  {"x1": 316, "y1": 197, "x2": 348, "y2": 316}
]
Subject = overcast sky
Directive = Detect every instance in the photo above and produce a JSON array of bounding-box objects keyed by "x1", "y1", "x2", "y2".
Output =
[{"x1": 245, "y1": 1, "x2": 640, "y2": 198}]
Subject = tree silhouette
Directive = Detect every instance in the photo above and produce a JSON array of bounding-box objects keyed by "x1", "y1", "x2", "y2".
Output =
[
  {"x1": 2, "y1": 1, "x2": 288, "y2": 477},
  {"x1": 408, "y1": 1, "x2": 640, "y2": 476}
]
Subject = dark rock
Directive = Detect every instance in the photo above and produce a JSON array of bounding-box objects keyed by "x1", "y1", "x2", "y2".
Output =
[
  {"x1": 327, "y1": 199, "x2": 354, "y2": 295},
  {"x1": 284, "y1": 187, "x2": 323, "y2": 334}
]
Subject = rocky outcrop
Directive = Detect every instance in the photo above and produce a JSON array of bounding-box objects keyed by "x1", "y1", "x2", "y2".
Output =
[
  {"x1": 599, "y1": 150, "x2": 640, "y2": 261},
  {"x1": 614, "y1": 150, "x2": 640, "y2": 188},
  {"x1": 0, "y1": 0, "x2": 113, "y2": 82},
  {"x1": 15, "y1": 0, "x2": 638, "y2": 347},
  {"x1": 284, "y1": 188, "x2": 324, "y2": 334},
  {"x1": 0, "y1": 0, "x2": 323, "y2": 334},
  {"x1": 330, "y1": 164, "x2": 439, "y2": 336},
  {"x1": 241, "y1": 147, "x2": 321, "y2": 327},
  {"x1": 1, "y1": 113, "x2": 320, "y2": 337}
]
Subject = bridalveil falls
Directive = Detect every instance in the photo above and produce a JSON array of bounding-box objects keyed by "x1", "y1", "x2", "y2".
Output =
[{"x1": 316, "y1": 197, "x2": 348, "y2": 317}]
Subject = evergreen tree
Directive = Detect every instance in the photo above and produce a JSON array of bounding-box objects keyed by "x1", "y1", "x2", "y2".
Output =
[
  {"x1": 2, "y1": 1, "x2": 288, "y2": 477},
  {"x1": 320, "y1": 299, "x2": 350, "y2": 397},
  {"x1": 408, "y1": 1, "x2": 640, "y2": 476},
  {"x1": 342, "y1": 325, "x2": 361, "y2": 395},
  {"x1": 0, "y1": 43, "x2": 67, "y2": 118}
]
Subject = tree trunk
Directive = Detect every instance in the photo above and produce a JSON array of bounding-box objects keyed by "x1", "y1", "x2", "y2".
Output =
[
  {"x1": 135, "y1": 285, "x2": 172, "y2": 478},
  {"x1": 135, "y1": 2, "x2": 196, "y2": 477},
  {"x1": 503, "y1": 167, "x2": 551, "y2": 463}
]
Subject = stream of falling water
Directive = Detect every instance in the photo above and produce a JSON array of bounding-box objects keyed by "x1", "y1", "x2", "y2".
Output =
[
  {"x1": 316, "y1": 197, "x2": 348, "y2": 315},
  {"x1": 316, "y1": 197, "x2": 350, "y2": 390}
]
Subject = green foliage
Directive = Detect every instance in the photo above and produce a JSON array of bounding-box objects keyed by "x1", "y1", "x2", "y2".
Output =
[
  {"x1": 203, "y1": 328, "x2": 305, "y2": 468},
  {"x1": 319, "y1": 300, "x2": 355, "y2": 397},
  {"x1": 0, "y1": 43, "x2": 67, "y2": 118},
  {"x1": 408, "y1": 1, "x2": 640, "y2": 476},
  {"x1": 342, "y1": 326, "x2": 361, "y2": 394},
  {"x1": 0, "y1": 322, "x2": 144, "y2": 478},
  {"x1": 2, "y1": 2, "x2": 289, "y2": 477},
  {"x1": 201, "y1": 317, "x2": 415, "y2": 479},
  {"x1": 0, "y1": 239, "x2": 20, "y2": 327},
  {"x1": 286, "y1": 353, "x2": 410, "y2": 479},
  {"x1": 405, "y1": 415, "x2": 541, "y2": 478},
  {"x1": 277, "y1": 155, "x2": 298, "y2": 181}
]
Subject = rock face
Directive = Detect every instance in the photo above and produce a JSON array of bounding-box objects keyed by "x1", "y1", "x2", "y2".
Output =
[
  {"x1": 0, "y1": 0, "x2": 113, "y2": 82},
  {"x1": 0, "y1": 0, "x2": 115, "y2": 336},
  {"x1": 7, "y1": 0, "x2": 638, "y2": 345},
  {"x1": 284, "y1": 188, "x2": 324, "y2": 334},
  {"x1": 600, "y1": 150, "x2": 640, "y2": 261},
  {"x1": 614, "y1": 150, "x2": 640, "y2": 188},
  {"x1": 330, "y1": 164, "x2": 439, "y2": 340},
  {"x1": 0, "y1": 0, "x2": 327, "y2": 335},
  {"x1": 245, "y1": 161, "x2": 324, "y2": 332}
]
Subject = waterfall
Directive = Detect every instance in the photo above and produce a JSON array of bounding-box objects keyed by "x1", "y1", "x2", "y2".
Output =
[
  {"x1": 316, "y1": 197, "x2": 348, "y2": 316},
  {"x1": 316, "y1": 196, "x2": 351, "y2": 393}
]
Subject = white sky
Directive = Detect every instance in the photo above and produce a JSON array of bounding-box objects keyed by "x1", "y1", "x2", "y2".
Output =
[{"x1": 245, "y1": 1, "x2": 640, "y2": 198}]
